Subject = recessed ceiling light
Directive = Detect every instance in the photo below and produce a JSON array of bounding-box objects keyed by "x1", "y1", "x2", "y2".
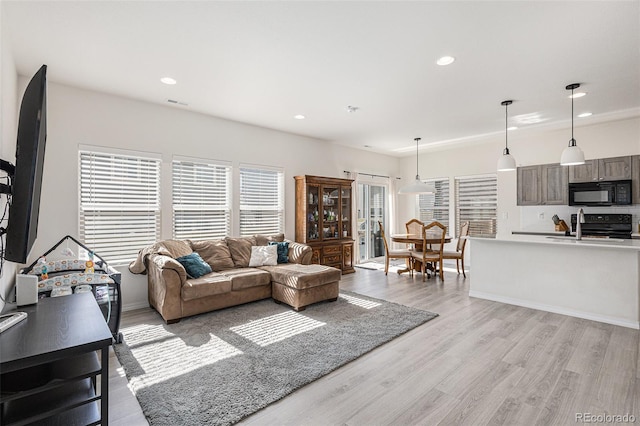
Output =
[
  {"x1": 436, "y1": 56, "x2": 455, "y2": 66},
  {"x1": 578, "y1": 112, "x2": 593, "y2": 118},
  {"x1": 569, "y1": 92, "x2": 586, "y2": 99},
  {"x1": 294, "y1": 114, "x2": 306, "y2": 120},
  {"x1": 160, "y1": 77, "x2": 177, "y2": 85},
  {"x1": 507, "y1": 126, "x2": 518, "y2": 131}
]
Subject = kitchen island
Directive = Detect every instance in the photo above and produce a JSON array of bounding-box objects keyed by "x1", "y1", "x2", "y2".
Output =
[{"x1": 469, "y1": 235, "x2": 640, "y2": 329}]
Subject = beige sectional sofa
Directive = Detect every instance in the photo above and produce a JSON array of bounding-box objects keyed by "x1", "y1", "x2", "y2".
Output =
[{"x1": 129, "y1": 234, "x2": 341, "y2": 323}]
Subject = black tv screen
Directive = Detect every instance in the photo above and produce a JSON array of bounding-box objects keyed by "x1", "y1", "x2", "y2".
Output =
[{"x1": 5, "y1": 65, "x2": 47, "y2": 263}]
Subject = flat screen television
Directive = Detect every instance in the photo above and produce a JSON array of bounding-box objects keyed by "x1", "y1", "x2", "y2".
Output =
[{"x1": 3, "y1": 65, "x2": 47, "y2": 263}]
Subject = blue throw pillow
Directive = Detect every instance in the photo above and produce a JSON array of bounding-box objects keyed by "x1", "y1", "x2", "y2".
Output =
[
  {"x1": 269, "y1": 241, "x2": 289, "y2": 264},
  {"x1": 175, "y1": 252, "x2": 212, "y2": 278}
]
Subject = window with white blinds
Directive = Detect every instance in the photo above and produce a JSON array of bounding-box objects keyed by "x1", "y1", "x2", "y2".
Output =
[
  {"x1": 172, "y1": 159, "x2": 231, "y2": 240},
  {"x1": 416, "y1": 178, "x2": 450, "y2": 231},
  {"x1": 454, "y1": 174, "x2": 497, "y2": 238},
  {"x1": 239, "y1": 166, "x2": 284, "y2": 236},
  {"x1": 79, "y1": 150, "x2": 161, "y2": 264}
]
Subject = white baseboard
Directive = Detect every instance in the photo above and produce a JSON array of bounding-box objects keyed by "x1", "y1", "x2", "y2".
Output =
[
  {"x1": 122, "y1": 301, "x2": 150, "y2": 312},
  {"x1": 469, "y1": 290, "x2": 640, "y2": 330}
]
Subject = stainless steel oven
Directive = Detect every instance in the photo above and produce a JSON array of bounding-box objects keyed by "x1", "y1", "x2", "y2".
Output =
[{"x1": 568, "y1": 180, "x2": 632, "y2": 206}]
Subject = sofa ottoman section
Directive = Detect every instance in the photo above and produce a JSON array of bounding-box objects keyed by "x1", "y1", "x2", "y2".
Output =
[{"x1": 261, "y1": 264, "x2": 341, "y2": 311}]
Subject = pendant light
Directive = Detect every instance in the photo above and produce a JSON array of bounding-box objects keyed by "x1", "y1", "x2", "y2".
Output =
[
  {"x1": 497, "y1": 100, "x2": 516, "y2": 171},
  {"x1": 560, "y1": 83, "x2": 586, "y2": 166},
  {"x1": 398, "y1": 138, "x2": 435, "y2": 194}
]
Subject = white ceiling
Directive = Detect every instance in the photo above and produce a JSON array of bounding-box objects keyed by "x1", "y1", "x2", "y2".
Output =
[{"x1": 4, "y1": 1, "x2": 640, "y2": 157}]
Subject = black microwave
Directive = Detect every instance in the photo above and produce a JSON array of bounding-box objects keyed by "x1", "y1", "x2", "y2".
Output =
[{"x1": 568, "y1": 180, "x2": 632, "y2": 206}]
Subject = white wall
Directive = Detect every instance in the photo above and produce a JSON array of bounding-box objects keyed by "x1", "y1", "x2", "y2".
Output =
[
  {"x1": 25, "y1": 81, "x2": 402, "y2": 310},
  {"x1": 0, "y1": 9, "x2": 19, "y2": 313}
]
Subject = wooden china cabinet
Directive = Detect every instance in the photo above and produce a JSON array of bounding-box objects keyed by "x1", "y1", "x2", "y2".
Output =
[{"x1": 294, "y1": 175, "x2": 355, "y2": 274}]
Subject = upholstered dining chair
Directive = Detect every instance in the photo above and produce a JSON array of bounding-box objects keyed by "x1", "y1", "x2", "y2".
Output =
[
  {"x1": 378, "y1": 221, "x2": 413, "y2": 276},
  {"x1": 405, "y1": 218, "x2": 424, "y2": 235},
  {"x1": 442, "y1": 221, "x2": 469, "y2": 277},
  {"x1": 410, "y1": 221, "x2": 446, "y2": 281},
  {"x1": 405, "y1": 218, "x2": 424, "y2": 251}
]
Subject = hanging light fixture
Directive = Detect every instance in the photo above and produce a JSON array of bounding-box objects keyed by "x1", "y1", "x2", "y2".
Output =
[
  {"x1": 560, "y1": 83, "x2": 586, "y2": 166},
  {"x1": 398, "y1": 138, "x2": 435, "y2": 194},
  {"x1": 497, "y1": 100, "x2": 516, "y2": 171}
]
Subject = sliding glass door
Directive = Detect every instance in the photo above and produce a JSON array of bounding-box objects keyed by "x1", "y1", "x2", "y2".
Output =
[{"x1": 357, "y1": 183, "x2": 387, "y2": 262}]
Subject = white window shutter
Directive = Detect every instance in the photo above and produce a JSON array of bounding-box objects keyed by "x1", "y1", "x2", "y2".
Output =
[
  {"x1": 79, "y1": 150, "x2": 161, "y2": 264},
  {"x1": 455, "y1": 175, "x2": 498, "y2": 237},
  {"x1": 172, "y1": 159, "x2": 231, "y2": 240},
  {"x1": 416, "y1": 178, "x2": 450, "y2": 231},
  {"x1": 239, "y1": 166, "x2": 284, "y2": 236}
]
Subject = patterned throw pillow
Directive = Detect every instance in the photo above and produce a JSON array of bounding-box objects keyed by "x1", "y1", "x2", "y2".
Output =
[
  {"x1": 175, "y1": 252, "x2": 213, "y2": 278},
  {"x1": 268, "y1": 241, "x2": 289, "y2": 264}
]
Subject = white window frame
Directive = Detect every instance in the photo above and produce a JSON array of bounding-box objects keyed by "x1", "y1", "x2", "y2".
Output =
[
  {"x1": 415, "y1": 177, "x2": 450, "y2": 232},
  {"x1": 238, "y1": 164, "x2": 284, "y2": 236},
  {"x1": 78, "y1": 146, "x2": 161, "y2": 265},
  {"x1": 172, "y1": 156, "x2": 231, "y2": 240},
  {"x1": 454, "y1": 174, "x2": 498, "y2": 238}
]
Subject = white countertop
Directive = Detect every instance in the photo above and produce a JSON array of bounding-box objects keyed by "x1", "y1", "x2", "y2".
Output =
[{"x1": 473, "y1": 234, "x2": 640, "y2": 250}]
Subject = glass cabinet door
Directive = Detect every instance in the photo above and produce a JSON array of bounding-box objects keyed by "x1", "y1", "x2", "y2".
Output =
[
  {"x1": 322, "y1": 186, "x2": 339, "y2": 239},
  {"x1": 341, "y1": 186, "x2": 351, "y2": 238},
  {"x1": 306, "y1": 185, "x2": 320, "y2": 241}
]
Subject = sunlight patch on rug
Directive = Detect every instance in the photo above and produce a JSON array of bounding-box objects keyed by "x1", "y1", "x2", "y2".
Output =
[
  {"x1": 120, "y1": 323, "x2": 178, "y2": 347},
  {"x1": 127, "y1": 326, "x2": 243, "y2": 390},
  {"x1": 230, "y1": 310, "x2": 326, "y2": 347},
  {"x1": 341, "y1": 293, "x2": 382, "y2": 309}
]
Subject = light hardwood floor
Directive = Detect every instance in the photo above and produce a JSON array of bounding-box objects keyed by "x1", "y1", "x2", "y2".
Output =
[{"x1": 109, "y1": 263, "x2": 639, "y2": 425}]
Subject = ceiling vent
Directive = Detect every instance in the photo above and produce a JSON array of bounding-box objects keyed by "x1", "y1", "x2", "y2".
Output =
[{"x1": 167, "y1": 99, "x2": 189, "y2": 106}]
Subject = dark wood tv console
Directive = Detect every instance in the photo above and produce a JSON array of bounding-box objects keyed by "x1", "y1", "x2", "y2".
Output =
[{"x1": 0, "y1": 293, "x2": 112, "y2": 425}]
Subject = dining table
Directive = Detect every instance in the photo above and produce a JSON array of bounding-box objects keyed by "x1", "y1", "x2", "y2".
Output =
[{"x1": 390, "y1": 233, "x2": 452, "y2": 275}]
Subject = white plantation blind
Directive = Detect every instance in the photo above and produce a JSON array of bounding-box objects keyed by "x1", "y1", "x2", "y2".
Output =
[
  {"x1": 172, "y1": 159, "x2": 231, "y2": 239},
  {"x1": 239, "y1": 166, "x2": 284, "y2": 236},
  {"x1": 455, "y1": 175, "x2": 497, "y2": 238},
  {"x1": 416, "y1": 178, "x2": 450, "y2": 231},
  {"x1": 79, "y1": 150, "x2": 161, "y2": 264}
]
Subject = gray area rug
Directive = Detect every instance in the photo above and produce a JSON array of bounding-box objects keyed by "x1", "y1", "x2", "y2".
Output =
[{"x1": 114, "y1": 291, "x2": 438, "y2": 425}]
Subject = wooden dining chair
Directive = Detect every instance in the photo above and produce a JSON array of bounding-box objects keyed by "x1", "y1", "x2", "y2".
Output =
[
  {"x1": 442, "y1": 221, "x2": 469, "y2": 277},
  {"x1": 405, "y1": 218, "x2": 424, "y2": 251},
  {"x1": 378, "y1": 221, "x2": 413, "y2": 276},
  {"x1": 410, "y1": 221, "x2": 446, "y2": 281},
  {"x1": 405, "y1": 218, "x2": 424, "y2": 235}
]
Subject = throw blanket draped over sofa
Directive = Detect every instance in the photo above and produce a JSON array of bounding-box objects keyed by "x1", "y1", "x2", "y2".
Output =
[{"x1": 130, "y1": 234, "x2": 341, "y2": 323}]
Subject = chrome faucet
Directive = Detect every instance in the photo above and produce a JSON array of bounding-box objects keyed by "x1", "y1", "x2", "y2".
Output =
[{"x1": 576, "y1": 208, "x2": 585, "y2": 240}]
